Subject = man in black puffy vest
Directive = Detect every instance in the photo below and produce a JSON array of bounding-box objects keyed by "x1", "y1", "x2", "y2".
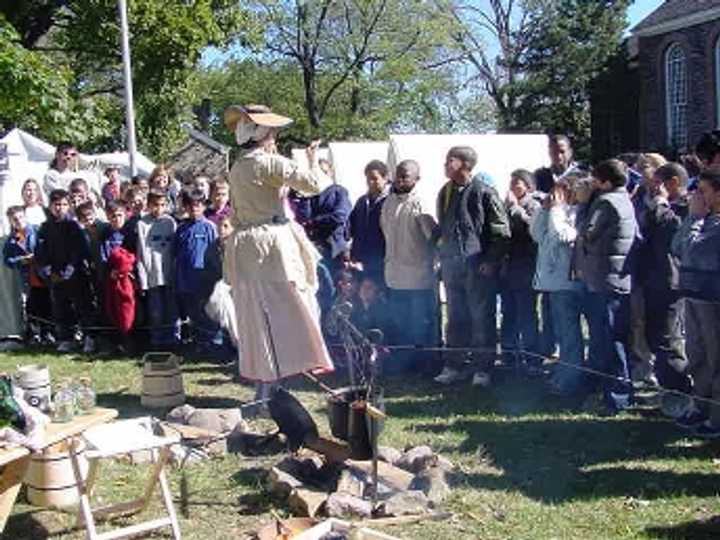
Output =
[{"x1": 575, "y1": 159, "x2": 638, "y2": 415}]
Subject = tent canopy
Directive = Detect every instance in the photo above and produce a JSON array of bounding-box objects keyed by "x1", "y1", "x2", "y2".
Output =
[
  {"x1": 0, "y1": 128, "x2": 155, "y2": 233},
  {"x1": 328, "y1": 142, "x2": 388, "y2": 205},
  {"x1": 290, "y1": 142, "x2": 388, "y2": 205}
]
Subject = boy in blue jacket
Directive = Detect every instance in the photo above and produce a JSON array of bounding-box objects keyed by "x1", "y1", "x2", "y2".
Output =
[
  {"x1": 672, "y1": 166, "x2": 720, "y2": 437},
  {"x1": 175, "y1": 189, "x2": 219, "y2": 352},
  {"x1": 3, "y1": 205, "x2": 51, "y2": 344},
  {"x1": 35, "y1": 189, "x2": 93, "y2": 353}
]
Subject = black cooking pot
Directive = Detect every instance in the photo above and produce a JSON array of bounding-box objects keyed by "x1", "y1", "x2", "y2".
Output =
[
  {"x1": 327, "y1": 387, "x2": 384, "y2": 460},
  {"x1": 327, "y1": 386, "x2": 366, "y2": 441}
]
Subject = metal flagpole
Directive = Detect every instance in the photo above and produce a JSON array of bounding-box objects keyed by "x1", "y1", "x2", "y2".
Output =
[{"x1": 118, "y1": 0, "x2": 138, "y2": 176}]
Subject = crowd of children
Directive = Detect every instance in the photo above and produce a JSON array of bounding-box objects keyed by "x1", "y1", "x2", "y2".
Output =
[
  {"x1": 5, "y1": 131, "x2": 720, "y2": 438},
  {"x1": 3, "y1": 164, "x2": 234, "y2": 359}
]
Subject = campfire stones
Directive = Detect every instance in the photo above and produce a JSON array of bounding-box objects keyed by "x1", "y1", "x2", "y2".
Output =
[
  {"x1": 409, "y1": 467, "x2": 451, "y2": 504},
  {"x1": 396, "y1": 445, "x2": 436, "y2": 473},
  {"x1": 336, "y1": 468, "x2": 365, "y2": 498},
  {"x1": 326, "y1": 492, "x2": 374, "y2": 518},
  {"x1": 269, "y1": 466, "x2": 304, "y2": 498},
  {"x1": 227, "y1": 426, "x2": 287, "y2": 456},
  {"x1": 377, "y1": 446, "x2": 402, "y2": 465},
  {"x1": 345, "y1": 460, "x2": 414, "y2": 492},
  {"x1": 289, "y1": 487, "x2": 328, "y2": 518},
  {"x1": 167, "y1": 404, "x2": 245, "y2": 434},
  {"x1": 266, "y1": 446, "x2": 452, "y2": 520},
  {"x1": 381, "y1": 490, "x2": 431, "y2": 516}
]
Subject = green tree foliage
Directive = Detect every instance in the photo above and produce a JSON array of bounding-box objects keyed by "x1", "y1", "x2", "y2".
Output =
[
  {"x1": 0, "y1": 15, "x2": 114, "y2": 145},
  {"x1": 517, "y1": 0, "x2": 630, "y2": 153},
  {"x1": 217, "y1": 0, "x2": 464, "y2": 142},
  {"x1": 0, "y1": 1, "x2": 253, "y2": 158},
  {"x1": 450, "y1": 0, "x2": 629, "y2": 155}
]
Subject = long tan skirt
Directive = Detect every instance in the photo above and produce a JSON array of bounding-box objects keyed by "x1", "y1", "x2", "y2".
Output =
[
  {"x1": 224, "y1": 223, "x2": 333, "y2": 382},
  {"x1": 228, "y1": 279, "x2": 332, "y2": 382}
]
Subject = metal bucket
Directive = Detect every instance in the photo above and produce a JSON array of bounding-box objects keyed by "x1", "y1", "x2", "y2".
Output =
[
  {"x1": 327, "y1": 387, "x2": 384, "y2": 460},
  {"x1": 326, "y1": 386, "x2": 366, "y2": 441},
  {"x1": 14, "y1": 364, "x2": 51, "y2": 412}
]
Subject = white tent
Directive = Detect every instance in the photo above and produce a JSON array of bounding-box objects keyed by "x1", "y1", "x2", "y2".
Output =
[
  {"x1": 328, "y1": 142, "x2": 389, "y2": 205},
  {"x1": 0, "y1": 129, "x2": 156, "y2": 338},
  {"x1": 386, "y1": 134, "x2": 550, "y2": 217},
  {"x1": 0, "y1": 128, "x2": 155, "y2": 232},
  {"x1": 290, "y1": 147, "x2": 330, "y2": 172}
]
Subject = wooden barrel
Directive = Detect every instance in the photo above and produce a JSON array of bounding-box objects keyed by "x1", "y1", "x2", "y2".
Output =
[
  {"x1": 140, "y1": 353, "x2": 185, "y2": 409},
  {"x1": 25, "y1": 439, "x2": 89, "y2": 509},
  {"x1": 15, "y1": 364, "x2": 51, "y2": 412}
]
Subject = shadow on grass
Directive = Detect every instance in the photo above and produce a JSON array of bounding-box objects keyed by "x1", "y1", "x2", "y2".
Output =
[
  {"x1": 3, "y1": 510, "x2": 52, "y2": 539},
  {"x1": 95, "y1": 390, "x2": 245, "y2": 417},
  {"x1": 195, "y1": 377, "x2": 235, "y2": 387},
  {"x1": 645, "y1": 516, "x2": 720, "y2": 539},
  {"x1": 378, "y1": 370, "x2": 720, "y2": 504},
  {"x1": 179, "y1": 364, "x2": 233, "y2": 375},
  {"x1": 412, "y1": 415, "x2": 719, "y2": 504},
  {"x1": 230, "y1": 467, "x2": 269, "y2": 488}
]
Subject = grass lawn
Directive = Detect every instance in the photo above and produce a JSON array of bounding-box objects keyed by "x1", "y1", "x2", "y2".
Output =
[{"x1": 2, "y1": 350, "x2": 720, "y2": 540}]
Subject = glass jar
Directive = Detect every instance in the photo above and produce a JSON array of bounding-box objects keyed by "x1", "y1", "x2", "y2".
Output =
[
  {"x1": 52, "y1": 380, "x2": 76, "y2": 423},
  {"x1": 75, "y1": 377, "x2": 96, "y2": 415}
]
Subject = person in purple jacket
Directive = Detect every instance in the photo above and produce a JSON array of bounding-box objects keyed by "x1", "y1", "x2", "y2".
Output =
[
  {"x1": 204, "y1": 178, "x2": 232, "y2": 226},
  {"x1": 175, "y1": 189, "x2": 219, "y2": 352}
]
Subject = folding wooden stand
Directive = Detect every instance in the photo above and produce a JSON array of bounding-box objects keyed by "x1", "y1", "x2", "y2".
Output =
[
  {"x1": 0, "y1": 407, "x2": 118, "y2": 534},
  {"x1": 69, "y1": 418, "x2": 181, "y2": 540}
]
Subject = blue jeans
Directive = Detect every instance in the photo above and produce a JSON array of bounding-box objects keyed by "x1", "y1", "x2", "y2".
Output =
[
  {"x1": 146, "y1": 286, "x2": 179, "y2": 346},
  {"x1": 538, "y1": 292, "x2": 557, "y2": 356},
  {"x1": 549, "y1": 290, "x2": 584, "y2": 394},
  {"x1": 386, "y1": 288, "x2": 438, "y2": 374},
  {"x1": 583, "y1": 290, "x2": 633, "y2": 409},
  {"x1": 500, "y1": 288, "x2": 540, "y2": 365},
  {"x1": 177, "y1": 291, "x2": 220, "y2": 346}
]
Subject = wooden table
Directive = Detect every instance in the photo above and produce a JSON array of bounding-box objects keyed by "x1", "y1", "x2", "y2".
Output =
[{"x1": 0, "y1": 407, "x2": 118, "y2": 531}]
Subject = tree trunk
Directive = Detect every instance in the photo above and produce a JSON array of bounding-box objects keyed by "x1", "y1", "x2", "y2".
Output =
[{"x1": 302, "y1": 62, "x2": 322, "y2": 129}]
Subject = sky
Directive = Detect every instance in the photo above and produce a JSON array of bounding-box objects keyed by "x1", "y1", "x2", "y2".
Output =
[
  {"x1": 628, "y1": 0, "x2": 665, "y2": 30},
  {"x1": 201, "y1": 0, "x2": 667, "y2": 66}
]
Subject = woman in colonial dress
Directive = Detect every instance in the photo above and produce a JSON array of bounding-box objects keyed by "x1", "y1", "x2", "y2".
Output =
[{"x1": 223, "y1": 105, "x2": 333, "y2": 387}]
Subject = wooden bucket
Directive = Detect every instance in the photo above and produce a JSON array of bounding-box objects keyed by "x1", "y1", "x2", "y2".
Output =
[
  {"x1": 25, "y1": 439, "x2": 89, "y2": 509},
  {"x1": 140, "y1": 353, "x2": 185, "y2": 409},
  {"x1": 14, "y1": 363, "x2": 51, "y2": 412}
]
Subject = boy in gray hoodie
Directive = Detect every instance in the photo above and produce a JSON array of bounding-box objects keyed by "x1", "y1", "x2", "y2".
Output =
[
  {"x1": 136, "y1": 190, "x2": 178, "y2": 347},
  {"x1": 672, "y1": 166, "x2": 720, "y2": 437}
]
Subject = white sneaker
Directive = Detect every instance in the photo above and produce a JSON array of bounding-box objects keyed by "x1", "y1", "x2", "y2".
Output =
[
  {"x1": 82, "y1": 336, "x2": 95, "y2": 354},
  {"x1": 472, "y1": 371, "x2": 491, "y2": 387},
  {"x1": 434, "y1": 367, "x2": 464, "y2": 385},
  {"x1": 57, "y1": 341, "x2": 75, "y2": 353}
]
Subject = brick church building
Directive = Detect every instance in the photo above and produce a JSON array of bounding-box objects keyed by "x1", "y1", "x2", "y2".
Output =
[{"x1": 591, "y1": 0, "x2": 720, "y2": 159}]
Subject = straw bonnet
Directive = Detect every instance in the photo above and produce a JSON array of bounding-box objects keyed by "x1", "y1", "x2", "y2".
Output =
[{"x1": 223, "y1": 104, "x2": 293, "y2": 132}]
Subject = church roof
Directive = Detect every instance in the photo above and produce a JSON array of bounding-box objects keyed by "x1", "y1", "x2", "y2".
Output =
[{"x1": 632, "y1": 0, "x2": 720, "y2": 35}]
